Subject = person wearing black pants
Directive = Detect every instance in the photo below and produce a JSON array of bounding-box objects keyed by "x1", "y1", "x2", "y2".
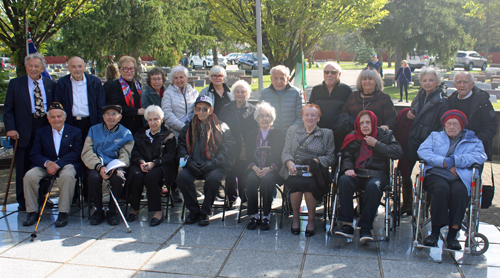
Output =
[
  {"x1": 394, "y1": 60, "x2": 412, "y2": 102},
  {"x1": 87, "y1": 169, "x2": 125, "y2": 223}
]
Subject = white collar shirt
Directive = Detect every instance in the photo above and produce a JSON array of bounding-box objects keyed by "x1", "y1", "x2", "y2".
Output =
[
  {"x1": 52, "y1": 125, "x2": 65, "y2": 156},
  {"x1": 27, "y1": 75, "x2": 48, "y2": 113},
  {"x1": 457, "y1": 90, "x2": 473, "y2": 100},
  {"x1": 70, "y1": 75, "x2": 90, "y2": 117}
]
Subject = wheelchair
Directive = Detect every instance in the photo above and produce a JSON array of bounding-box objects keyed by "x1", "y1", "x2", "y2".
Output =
[
  {"x1": 412, "y1": 161, "x2": 489, "y2": 255},
  {"x1": 327, "y1": 154, "x2": 402, "y2": 241}
]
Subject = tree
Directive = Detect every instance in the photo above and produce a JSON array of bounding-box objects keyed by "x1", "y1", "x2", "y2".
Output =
[
  {"x1": 463, "y1": 0, "x2": 500, "y2": 60},
  {"x1": 318, "y1": 31, "x2": 358, "y2": 64},
  {"x1": 0, "y1": 0, "x2": 95, "y2": 76},
  {"x1": 207, "y1": 0, "x2": 388, "y2": 74}
]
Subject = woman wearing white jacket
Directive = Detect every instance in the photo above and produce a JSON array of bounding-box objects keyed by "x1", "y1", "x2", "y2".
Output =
[{"x1": 161, "y1": 66, "x2": 198, "y2": 138}]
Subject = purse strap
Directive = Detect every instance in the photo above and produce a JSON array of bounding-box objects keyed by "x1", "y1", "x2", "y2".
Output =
[
  {"x1": 298, "y1": 129, "x2": 319, "y2": 148},
  {"x1": 491, "y1": 161, "x2": 495, "y2": 189}
]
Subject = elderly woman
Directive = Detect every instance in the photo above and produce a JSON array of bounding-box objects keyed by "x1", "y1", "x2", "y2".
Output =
[
  {"x1": 341, "y1": 69, "x2": 396, "y2": 131},
  {"x1": 125, "y1": 105, "x2": 177, "y2": 226},
  {"x1": 396, "y1": 66, "x2": 448, "y2": 215},
  {"x1": 161, "y1": 66, "x2": 198, "y2": 138},
  {"x1": 259, "y1": 65, "x2": 303, "y2": 134},
  {"x1": 417, "y1": 110, "x2": 486, "y2": 250},
  {"x1": 281, "y1": 104, "x2": 335, "y2": 237},
  {"x1": 244, "y1": 101, "x2": 284, "y2": 230},
  {"x1": 335, "y1": 110, "x2": 403, "y2": 243},
  {"x1": 199, "y1": 65, "x2": 234, "y2": 116},
  {"x1": 142, "y1": 67, "x2": 167, "y2": 108},
  {"x1": 394, "y1": 60, "x2": 412, "y2": 102},
  {"x1": 105, "y1": 56, "x2": 145, "y2": 135},
  {"x1": 218, "y1": 80, "x2": 257, "y2": 206}
]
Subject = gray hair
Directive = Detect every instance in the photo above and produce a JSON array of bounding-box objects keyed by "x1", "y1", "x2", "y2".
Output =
[
  {"x1": 254, "y1": 101, "x2": 276, "y2": 126},
  {"x1": 169, "y1": 66, "x2": 188, "y2": 82},
  {"x1": 144, "y1": 105, "x2": 164, "y2": 120},
  {"x1": 209, "y1": 65, "x2": 227, "y2": 81},
  {"x1": 323, "y1": 62, "x2": 342, "y2": 72},
  {"x1": 419, "y1": 66, "x2": 441, "y2": 83},
  {"x1": 453, "y1": 71, "x2": 474, "y2": 83},
  {"x1": 25, "y1": 53, "x2": 46, "y2": 69},
  {"x1": 270, "y1": 65, "x2": 290, "y2": 78},
  {"x1": 230, "y1": 80, "x2": 252, "y2": 101},
  {"x1": 355, "y1": 69, "x2": 384, "y2": 92}
]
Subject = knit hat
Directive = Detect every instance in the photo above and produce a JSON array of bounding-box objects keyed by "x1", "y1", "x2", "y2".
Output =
[{"x1": 441, "y1": 109, "x2": 468, "y2": 129}]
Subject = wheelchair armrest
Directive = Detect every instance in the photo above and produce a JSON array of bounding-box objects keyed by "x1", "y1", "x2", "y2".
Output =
[
  {"x1": 472, "y1": 163, "x2": 481, "y2": 169},
  {"x1": 419, "y1": 160, "x2": 426, "y2": 164}
]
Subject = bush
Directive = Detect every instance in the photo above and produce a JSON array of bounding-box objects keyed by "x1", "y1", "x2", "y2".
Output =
[
  {"x1": 353, "y1": 40, "x2": 374, "y2": 65},
  {"x1": 156, "y1": 49, "x2": 180, "y2": 67},
  {"x1": 0, "y1": 68, "x2": 10, "y2": 103}
]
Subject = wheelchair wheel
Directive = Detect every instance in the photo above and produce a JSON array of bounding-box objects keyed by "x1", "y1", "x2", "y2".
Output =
[{"x1": 466, "y1": 233, "x2": 489, "y2": 255}]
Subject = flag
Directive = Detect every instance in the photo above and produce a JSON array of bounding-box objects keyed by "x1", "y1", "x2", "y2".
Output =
[
  {"x1": 294, "y1": 48, "x2": 307, "y2": 103},
  {"x1": 27, "y1": 26, "x2": 52, "y2": 79}
]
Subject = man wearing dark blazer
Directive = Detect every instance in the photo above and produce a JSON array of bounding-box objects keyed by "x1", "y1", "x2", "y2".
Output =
[
  {"x1": 54, "y1": 56, "x2": 106, "y2": 141},
  {"x1": 3, "y1": 53, "x2": 56, "y2": 210},
  {"x1": 22, "y1": 103, "x2": 83, "y2": 227}
]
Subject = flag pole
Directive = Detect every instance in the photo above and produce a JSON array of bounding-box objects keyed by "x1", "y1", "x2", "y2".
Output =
[{"x1": 300, "y1": 28, "x2": 306, "y2": 104}]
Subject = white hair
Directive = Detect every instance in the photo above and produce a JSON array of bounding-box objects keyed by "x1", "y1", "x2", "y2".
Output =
[
  {"x1": 419, "y1": 66, "x2": 441, "y2": 83},
  {"x1": 169, "y1": 66, "x2": 188, "y2": 82},
  {"x1": 270, "y1": 65, "x2": 290, "y2": 78},
  {"x1": 144, "y1": 105, "x2": 164, "y2": 120},
  {"x1": 254, "y1": 101, "x2": 276, "y2": 126},
  {"x1": 323, "y1": 62, "x2": 342, "y2": 72},
  {"x1": 230, "y1": 80, "x2": 252, "y2": 101},
  {"x1": 25, "y1": 53, "x2": 46, "y2": 69},
  {"x1": 209, "y1": 65, "x2": 227, "y2": 81},
  {"x1": 453, "y1": 71, "x2": 474, "y2": 83}
]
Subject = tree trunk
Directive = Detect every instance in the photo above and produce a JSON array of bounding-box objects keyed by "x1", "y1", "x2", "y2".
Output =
[
  {"x1": 14, "y1": 43, "x2": 27, "y2": 77},
  {"x1": 394, "y1": 41, "x2": 403, "y2": 76},
  {"x1": 388, "y1": 53, "x2": 393, "y2": 68},
  {"x1": 212, "y1": 45, "x2": 219, "y2": 65}
]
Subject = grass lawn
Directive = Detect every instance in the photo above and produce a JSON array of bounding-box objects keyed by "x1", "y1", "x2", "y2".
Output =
[{"x1": 383, "y1": 85, "x2": 421, "y2": 101}]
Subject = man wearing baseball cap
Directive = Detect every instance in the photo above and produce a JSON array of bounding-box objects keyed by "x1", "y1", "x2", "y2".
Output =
[
  {"x1": 176, "y1": 95, "x2": 236, "y2": 226},
  {"x1": 367, "y1": 54, "x2": 383, "y2": 77},
  {"x1": 81, "y1": 104, "x2": 134, "y2": 225}
]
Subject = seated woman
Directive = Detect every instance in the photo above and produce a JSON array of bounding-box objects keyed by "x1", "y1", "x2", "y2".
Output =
[
  {"x1": 417, "y1": 110, "x2": 486, "y2": 250},
  {"x1": 245, "y1": 101, "x2": 284, "y2": 231},
  {"x1": 125, "y1": 105, "x2": 178, "y2": 226},
  {"x1": 281, "y1": 104, "x2": 335, "y2": 237},
  {"x1": 335, "y1": 110, "x2": 403, "y2": 243}
]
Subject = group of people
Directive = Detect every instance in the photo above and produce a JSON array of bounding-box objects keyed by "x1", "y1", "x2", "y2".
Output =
[{"x1": 4, "y1": 54, "x2": 496, "y2": 248}]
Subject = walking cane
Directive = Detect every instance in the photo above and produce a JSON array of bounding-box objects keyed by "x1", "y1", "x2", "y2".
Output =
[
  {"x1": 2, "y1": 139, "x2": 18, "y2": 212},
  {"x1": 31, "y1": 175, "x2": 57, "y2": 241},
  {"x1": 106, "y1": 180, "x2": 132, "y2": 233}
]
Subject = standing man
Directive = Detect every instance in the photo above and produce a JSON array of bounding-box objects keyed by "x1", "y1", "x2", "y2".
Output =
[
  {"x1": 55, "y1": 56, "x2": 106, "y2": 141},
  {"x1": 22, "y1": 103, "x2": 83, "y2": 227},
  {"x1": 368, "y1": 54, "x2": 383, "y2": 77},
  {"x1": 3, "y1": 53, "x2": 56, "y2": 210},
  {"x1": 448, "y1": 71, "x2": 497, "y2": 161},
  {"x1": 182, "y1": 53, "x2": 189, "y2": 68}
]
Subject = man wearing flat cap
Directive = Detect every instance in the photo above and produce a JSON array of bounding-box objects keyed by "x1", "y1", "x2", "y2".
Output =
[
  {"x1": 81, "y1": 104, "x2": 134, "y2": 225},
  {"x1": 22, "y1": 102, "x2": 84, "y2": 227}
]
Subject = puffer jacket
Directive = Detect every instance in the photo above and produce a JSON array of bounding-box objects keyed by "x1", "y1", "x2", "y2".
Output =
[
  {"x1": 417, "y1": 129, "x2": 487, "y2": 195},
  {"x1": 161, "y1": 83, "x2": 198, "y2": 138},
  {"x1": 259, "y1": 84, "x2": 303, "y2": 134},
  {"x1": 341, "y1": 128, "x2": 403, "y2": 182}
]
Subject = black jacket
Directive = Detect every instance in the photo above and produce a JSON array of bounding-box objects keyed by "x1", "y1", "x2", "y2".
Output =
[
  {"x1": 448, "y1": 86, "x2": 498, "y2": 160},
  {"x1": 218, "y1": 101, "x2": 258, "y2": 156},
  {"x1": 341, "y1": 128, "x2": 403, "y2": 182},
  {"x1": 244, "y1": 127, "x2": 284, "y2": 171},
  {"x1": 309, "y1": 81, "x2": 352, "y2": 129},
  {"x1": 105, "y1": 78, "x2": 144, "y2": 135},
  {"x1": 131, "y1": 125, "x2": 177, "y2": 168}
]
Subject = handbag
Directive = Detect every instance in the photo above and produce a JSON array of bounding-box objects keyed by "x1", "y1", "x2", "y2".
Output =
[
  {"x1": 294, "y1": 129, "x2": 319, "y2": 164},
  {"x1": 481, "y1": 162, "x2": 495, "y2": 209}
]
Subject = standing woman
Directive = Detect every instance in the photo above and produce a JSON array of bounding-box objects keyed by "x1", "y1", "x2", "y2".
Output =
[
  {"x1": 218, "y1": 80, "x2": 258, "y2": 206},
  {"x1": 161, "y1": 66, "x2": 198, "y2": 138},
  {"x1": 394, "y1": 60, "x2": 412, "y2": 102},
  {"x1": 199, "y1": 65, "x2": 234, "y2": 116},
  {"x1": 105, "y1": 55, "x2": 145, "y2": 135},
  {"x1": 142, "y1": 67, "x2": 167, "y2": 108},
  {"x1": 103, "y1": 64, "x2": 120, "y2": 95}
]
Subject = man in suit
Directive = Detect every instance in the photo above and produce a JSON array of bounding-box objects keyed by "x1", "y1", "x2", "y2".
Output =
[
  {"x1": 22, "y1": 102, "x2": 83, "y2": 227},
  {"x1": 3, "y1": 53, "x2": 56, "y2": 210}
]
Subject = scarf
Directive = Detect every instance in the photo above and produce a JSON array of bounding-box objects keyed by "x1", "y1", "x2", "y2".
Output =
[
  {"x1": 119, "y1": 76, "x2": 142, "y2": 108},
  {"x1": 186, "y1": 113, "x2": 223, "y2": 160},
  {"x1": 341, "y1": 110, "x2": 378, "y2": 169}
]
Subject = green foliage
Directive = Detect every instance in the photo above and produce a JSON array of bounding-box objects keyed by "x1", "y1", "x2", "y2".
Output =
[
  {"x1": 462, "y1": 0, "x2": 500, "y2": 55},
  {"x1": 0, "y1": 67, "x2": 10, "y2": 101},
  {"x1": 156, "y1": 48, "x2": 180, "y2": 67},
  {"x1": 353, "y1": 39, "x2": 375, "y2": 65}
]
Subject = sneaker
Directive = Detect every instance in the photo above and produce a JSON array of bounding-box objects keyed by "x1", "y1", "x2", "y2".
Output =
[
  {"x1": 171, "y1": 189, "x2": 183, "y2": 202},
  {"x1": 359, "y1": 228, "x2": 373, "y2": 244},
  {"x1": 335, "y1": 225, "x2": 354, "y2": 239},
  {"x1": 90, "y1": 210, "x2": 105, "y2": 225},
  {"x1": 107, "y1": 212, "x2": 120, "y2": 226},
  {"x1": 247, "y1": 217, "x2": 260, "y2": 230},
  {"x1": 260, "y1": 219, "x2": 271, "y2": 231}
]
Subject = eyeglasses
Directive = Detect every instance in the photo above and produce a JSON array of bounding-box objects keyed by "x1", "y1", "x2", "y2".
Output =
[
  {"x1": 121, "y1": 67, "x2": 136, "y2": 73},
  {"x1": 104, "y1": 112, "x2": 119, "y2": 117},
  {"x1": 195, "y1": 108, "x2": 210, "y2": 112},
  {"x1": 212, "y1": 75, "x2": 224, "y2": 79},
  {"x1": 324, "y1": 70, "x2": 339, "y2": 75},
  {"x1": 258, "y1": 114, "x2": 272, "y2": 119},
  {"x1": 150, "y1": 77, "x2": 163, "y2": 82}
]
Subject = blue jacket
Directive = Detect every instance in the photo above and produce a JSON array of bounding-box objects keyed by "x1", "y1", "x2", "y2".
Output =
[
  {"x1": 417, "y1": 129, "x2": 487, "y2": 195},
  {"x1": 368, "y1": 60, "x2": 383, "y2": 77},
  {"x1": 395, "y1": 66, "x2": 412, "y2": 84},
  {"x1": 54, "y1": 72, "x2": 106, "y2": 126}
]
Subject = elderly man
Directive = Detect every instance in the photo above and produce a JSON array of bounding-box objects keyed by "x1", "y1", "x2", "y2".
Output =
[
  {"x1": 259, "y1": 65, "x2": 303, "y2": 134},
  {"x1": 3, "y1": 53, "x2": 56, "y2": 210},
  {"x1": 448, "y1": 71, "x2": 497, "y2": 161},
  {"x1": 177, "y1": 95, "x2": 235, "y2": 226},
  {"x1": 22, "y1": 102, "x2": 83, "y2": 227},
  {"x1": 368, "y1": 54, "x2": 383, "y2": 77},
  {"x1": 54, "y1": 56, "x2": 106, "y2": 141},
  {"x1": 81, "y1": 105, "x2": 134, "y2": 225}
]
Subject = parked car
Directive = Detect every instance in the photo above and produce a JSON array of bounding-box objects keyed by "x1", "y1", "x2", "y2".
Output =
[
  {"x1": 225, "y1": 53, "x2": 242, "y2": 65},
  {"x1": 190, "y1": 53, "x2": 227, "y2": 69},
  {"x1": 238, "y1": 53, "x2": 271, "y2": 74},
  {"x1": 407, "y1": 51, "x2": 435, "y2": 72},
  {"x1": 453, "y1": 51, "x2": 487, "y2": 71}
]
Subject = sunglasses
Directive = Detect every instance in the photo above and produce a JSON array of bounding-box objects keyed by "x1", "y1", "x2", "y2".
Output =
[
  {"x1": 324, "y1": 70, "x2": 339, "y2": 75},
  {"x1": 195, "y1": 107, "x2": 210, "y2": 112}
]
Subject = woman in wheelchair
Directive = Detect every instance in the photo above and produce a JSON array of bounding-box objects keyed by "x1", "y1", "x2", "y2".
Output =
[
  {"x1": 335, "y1": 110, "x2": 403, "y2": 243},
  {"x1": 417, "y1": 110, "x2": 487, "y2": 250}
]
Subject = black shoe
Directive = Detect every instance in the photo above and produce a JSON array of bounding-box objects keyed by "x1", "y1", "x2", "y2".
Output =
[
  {"x1": 424, "y1": 232, "x2": 439, "y2": 247},
  {"x1": 23, "y1": 212, "x2": 39, "y2": 226},
  {"x1": 261, "y1": 219, "x2": 270, "y2": 231},
  {"x1": 291, "y1": 223, "x2": 300, "y2": 235},
  {"x1": 335, "y1": 225, "x2": 354, "y2": 239},
  {"x1": 185, "y1": 212, "x2": 200, "y2": 224},
  {"x1": 171, "y1": 189, "x2": 183, "y2": 202},
  {"x1": 18, "y1": 204, "x2": 26, "y2": 211},
  {"x1": 359, "y1": 228, "x2": 373, "y2": 244},
  {"x1": 446, "y1": 237, "x2": 462, "y2": 250},
  {"x1": 198, "y1": 214, "x2": 209, "y2": 226},
  {"x1": 247, "y1": 217, "x2": 260, "y2": 230},
  {"x1": 45, "y1": 199, "x2": 54, "y2": 209},
  {"x1": 107, "y1": 212, "x2": 120, "y2": 226},
  {"x1": 90, "y1": 210, "x2": 105, "y2": 225},
  {"x1": 55, "y1": 213, "x2": 69, "y2": 227},
  {"x1": 398, "y1": 99, "x2": 403, "y2": 102},
  {"x1": 126, "y1": 213, "x2": 137, "y2": 222},
  {"x1": 150, "y1": 215, "x2": 164, "y2": 227}
]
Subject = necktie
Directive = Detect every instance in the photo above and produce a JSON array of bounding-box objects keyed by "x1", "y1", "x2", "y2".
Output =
[{"x1": 34, "y1": 80, "x2": 45, "y2": 118}]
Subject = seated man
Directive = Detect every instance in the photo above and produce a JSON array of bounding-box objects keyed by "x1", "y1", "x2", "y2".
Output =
[
  {"x1": 417, "y1": 110, "x2": 487, "y2": 250},
  {"x1": 23, "y1": 102, "x2": 83, "y2": 227},
  {"x1": 81, "y1": 105, "x2": 134, "y2": 225},
  {"x1": 177, "y1": 95, "x2": 235, "y2": 226}
]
